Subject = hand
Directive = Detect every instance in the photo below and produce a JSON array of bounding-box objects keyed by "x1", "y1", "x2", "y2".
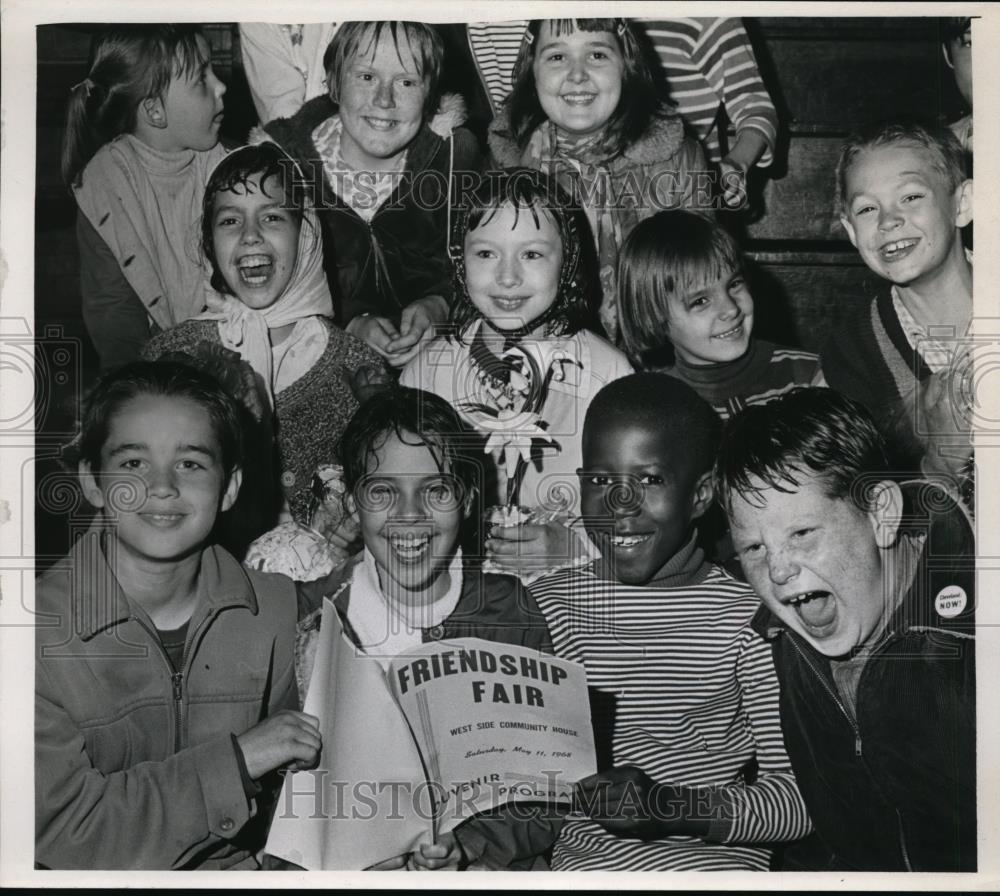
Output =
[
  {"x1": 411, "y1": 832, "x2": 465, "y2": 870},
  {"x1": 574, "y1": 766, "x2": 703, "y2": 841},
  {"x1": 236, "y1": 710, "x2": 321, "y2": 780},
  {"x1": 366, "y1": 853, "x2": 410, "y2": 870},
  {"x1": 718, "y1": 156, "x2": 748, "y2": 209},
  {"x1": 917, "y1": 369, "x2": 974, "y2": 480},
  {"x1": 383, "y1": 295, "x2": 448, "y2": 368},
  {"x1": 486, "y1": 519, "x2": 579, "y2": 574},
  {"x1": 346, "y1": 314, "x2": 401, "y2": 360}
]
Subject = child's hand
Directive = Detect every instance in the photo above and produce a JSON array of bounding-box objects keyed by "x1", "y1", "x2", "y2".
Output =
[
  {"x1": 718, "y1": 157, "x2": 748, "y2": 209},
  {"x1": 411, "y1": 832, "x2": 465, "y2": 870},
  {"x1": 384, "y1": 295, "x2": 448, "y2": 368},
  {"x1": 236, "y1": 710, "x2": 321, "y2": 780},
  {"x1": 347, "y1": 314, "x2": 402, "y2": 360},
  {"x1": 486, "y1": 519, "x2": 580, "y2": 573},
  {"x1": 917, "y1": 369, "x2": 974, "y2": 480},
  {"x1": 575, "y1": 766, "x2": 701, "y2": 841},
  {"x1": 366, "y1": 853, "x2": 410, "y2": 870}
]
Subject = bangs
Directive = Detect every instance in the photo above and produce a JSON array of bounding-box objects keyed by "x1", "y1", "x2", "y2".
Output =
[
  {"x1": 170, "y1": 31, "x2": 209, "y2": 85},
  {"x1": 544, "y1": 18, "x2": 622, "y2": 39}
]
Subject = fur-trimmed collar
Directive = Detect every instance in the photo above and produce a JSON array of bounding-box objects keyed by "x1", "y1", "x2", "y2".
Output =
[{"x1": 488, "y1": 107, "x2": 687, "y2": 169}]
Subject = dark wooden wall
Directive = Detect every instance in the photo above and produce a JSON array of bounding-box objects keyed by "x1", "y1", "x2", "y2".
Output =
[{"x1": 32, "y1": 18, "x2": 965, "y2": 560}]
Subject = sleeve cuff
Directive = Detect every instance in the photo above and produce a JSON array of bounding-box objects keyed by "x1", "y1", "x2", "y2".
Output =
[
  {"x1": 231, "y1": 733, "x2": 263, "y2": 801},
  {"x1": 193, "y1": 733, "x2": 255, "y2": 839}
]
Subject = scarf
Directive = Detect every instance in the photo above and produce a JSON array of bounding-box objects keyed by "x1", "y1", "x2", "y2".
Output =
[
  {"x1": 522, "y1": 122, "x2": 628, "y2": 341},
  {"x1": 73, "y1": 134, "x2": 227, "y2": 331},
  {"x1": 345, "y1": 547, "x2": 464, "y2": 668},
  {"x1": 195, "y1": 146, "x2": 334, "y2": 404}
]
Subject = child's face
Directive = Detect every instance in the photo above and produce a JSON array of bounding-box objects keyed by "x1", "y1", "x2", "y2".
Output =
[
  {"x1": 352, "y1": 432, "x2": 468, "y2": 606},
  {"x1": 212, "y1": 173, "x2": 301, "y2": 311},
  {"x1": 665, "y1": 267, "x2": 753, "y2": 366},
  {"x1": 840, "y1": 144, "x2": 971, "y2": 289},
  {"x1": 533, "y1": 21, "x2": 624, "y2": 138},
  {"x1": 80, "y1": 394, "x2": 239, "y2": 566},
  {"x1": 464, "y1": 203, "x2": 563, "y2": 335},
  {"x1": 728, "y1": 472, "x2": 894, "y2": 659},
  {"x1": 579, "y1": 418, "x2": 711, "y2": 585},
  {"x1": 336, "y1": 26, "x2": 429, "y2": 170},
  {"x1": 160, "y1": 35, "x2": 226, "y2": 152}
]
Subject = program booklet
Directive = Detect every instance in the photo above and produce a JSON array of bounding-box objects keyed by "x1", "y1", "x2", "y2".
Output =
[{"x1": 265, "y1": 597, "x2": 597, "y2": 870}]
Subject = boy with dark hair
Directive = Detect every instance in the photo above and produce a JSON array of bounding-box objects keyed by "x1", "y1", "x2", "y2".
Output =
[
  {"x1": 715, "y1": 387, "x2": 975, "y2": 871},
  {"x1": 529, "y1": 373, "x2": 811, "y2": 870},
  {"x1": 821, "y1": 120, "x2": 973, "y2": 495},
  {"x1": 36, "y1": 361, "x2": 320, "y2": 869},
  {"x1": 941, "y1": 17, "x2": 972, "y2": 158},
  {"x1": 293, "y1": 386, "x2": 557, "y2": 870}
]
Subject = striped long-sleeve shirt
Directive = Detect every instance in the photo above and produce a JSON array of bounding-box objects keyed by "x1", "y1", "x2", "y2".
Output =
[
  {"x1": 639, "y1": 17, "x2": 778, "y2": 166},
  {"x1": 530, "y1": 560, "x2": 811, "y2": 871}
]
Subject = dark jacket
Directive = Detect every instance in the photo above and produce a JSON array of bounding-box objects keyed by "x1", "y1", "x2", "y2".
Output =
[
  {"x1": 754, "y1": 482, "x2": 976, "y2": 871},
  {"x1": 265, "y1": 95, "x2": 483, "y2": 327},
  {"x1": 35, "y1": 532, "x2": 299, "y2": 870}
]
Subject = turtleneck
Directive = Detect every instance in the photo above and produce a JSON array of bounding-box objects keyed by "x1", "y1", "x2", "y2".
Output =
[
  {"x1": 669, "y1": 339, "x2": 771, "y2": 405},
  {"x1": 120, "y1": 133, "x2": 199, "y2": 177},
  {"x1": 595, "y1": 528, "x2": 710, "y2": 589}
]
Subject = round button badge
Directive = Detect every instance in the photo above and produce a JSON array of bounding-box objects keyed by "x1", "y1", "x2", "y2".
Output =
[{"x1": 934, "y1": 585, "x2": 967, "y2": 619}]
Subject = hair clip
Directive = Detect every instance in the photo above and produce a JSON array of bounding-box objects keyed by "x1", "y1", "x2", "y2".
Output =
[
  {"x1": 616, "y1": 19, "x2": 628, "y2": 37},
  {"x1": 71, "y1": 78, "x2": 95, "y2": 98},
  {"x1": 524, "y1": 29, "x2": 535, "y2": 44}
]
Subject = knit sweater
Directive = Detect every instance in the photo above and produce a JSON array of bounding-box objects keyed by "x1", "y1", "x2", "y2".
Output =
[
  {"x1": 820, "y1": 288, "x2": 932, "y2": 469},
  {"x1": 144, "y1": 317, "x2": 387, "y2": 524},
  {"x1": 666, "y1": 339, "x2": 820, "y2": 420},
  {"x1": 530, "y1": 536, "x2": 811, "y2": 871}
]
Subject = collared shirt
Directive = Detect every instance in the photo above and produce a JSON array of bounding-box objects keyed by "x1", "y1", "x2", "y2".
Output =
[{"x1": 312, "y1": 116, "x2": 407, "y2": 222}]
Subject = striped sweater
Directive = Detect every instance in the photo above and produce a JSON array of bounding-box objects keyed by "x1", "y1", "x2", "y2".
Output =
[
  {"x1": 664, "y1": 339, "x2": 820, "y2": 421},
  {"x1": 530, "y1": 547, "x2": 811, "y2": 870},
  {"x1": 639, "y1": 18, "x2": 777, "y2": 166},
  {"x1": 465, "y1": 19, "x2": 777, "y2": 166}
]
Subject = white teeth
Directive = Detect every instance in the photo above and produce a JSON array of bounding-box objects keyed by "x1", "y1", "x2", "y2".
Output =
[
  {"x1": 788, "y1": 591, "x2": 825, "y2": 606},
  {"x1": 882, "y1": 239, "x2": 917, "y2": 255},
  {"x1": 613, "y1": 534, "x2": 650, "y2": 548},
  {"x1": 389, "y1": 533, "x2": 431, "y2": 557},
  {"x1": 713, "y1": 322, "x2": 744, "y2": 340},
  {"x1": 239, "y1": 255, "x2": 271, "y2": 269}
]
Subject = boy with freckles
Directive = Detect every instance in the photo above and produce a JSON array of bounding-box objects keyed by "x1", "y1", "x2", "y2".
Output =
[
  {"x1": 820, "y1": 121, "x2": 973, "y2": 493},
  {"x1": 715, "y1": 388, "x2": 975, "y2": 871}
]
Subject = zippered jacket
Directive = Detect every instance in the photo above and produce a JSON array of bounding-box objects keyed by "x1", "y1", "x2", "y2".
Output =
[
  {"x1": 265, "y1": 95, "x2": 482, "y2": 327},
  {"x1": 752, "y1": 481, "x2": 976, "y2": 871},
  {"x1": 35, "y1": 530, "x2": 299, "y2": 869}
]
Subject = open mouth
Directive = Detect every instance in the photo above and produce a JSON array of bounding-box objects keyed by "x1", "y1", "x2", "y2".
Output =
[
  {"x1": 364, "y1": 117, "x2": 398, "y2": 131},
  {"x1": 713, "y1": 320, "x2": 746, "y2": 341},
  {"x1": 611, "y1": 532, "x2": 652, "y2": 550},
  {"x1": 560, "y1": 93, "x2": 597, "y2": 106},
  {"x1": 140, "y1": 512, "x2": 185, "y2": 527},
  {"x1": 388, "y1": 532, "x2": 432, "y2": 562},
  {"x1": 237, "y1": 254, "x2": 274, "y2": 287},
  {"x1": 491, "y1": 295, "x2": 530, "y2": 312},
  {"x1": 786, "y1": 590, "x2": 837, "y2": 634},
  {"x1": 879, "y1": 238, "x2": 919, "y2": 262}
]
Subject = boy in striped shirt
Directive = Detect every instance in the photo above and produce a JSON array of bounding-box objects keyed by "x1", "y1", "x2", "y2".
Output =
[{"x1": 530, "y1": 373, "x2": 811, "y2": 870}]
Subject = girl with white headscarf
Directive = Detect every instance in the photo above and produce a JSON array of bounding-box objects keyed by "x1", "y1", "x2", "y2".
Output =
[{"x1": 144, "y1": 143, "x2": 390, "y2": 562}]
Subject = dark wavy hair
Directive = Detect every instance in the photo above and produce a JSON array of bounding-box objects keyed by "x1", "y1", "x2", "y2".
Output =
[
  {"x1": 72, "y1": 359, "x2": 244, "y2": 479},
  {"x1": 449, "y1": 168, "x2": 599, "y2": 339},
  {"x1": 341, "y1": 386, "x2": 483, "y2": 509},
  {"x1": 714, "y1": 387, "x2": 894, "y2": 516},
  {"x1": 507, "y1": 18, "x2": 667, "y2": 152},
  {"x1": 62, "y1": 25, "x2": 208, "y2": 187},
  {"x1": 200, "y1": 142, "x2": 307, "y2": 294}
]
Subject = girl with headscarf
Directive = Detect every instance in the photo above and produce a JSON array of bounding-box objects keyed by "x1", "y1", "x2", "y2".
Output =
[{"x1": 145, "y1": 143, "x2": 390, "y2": 564}]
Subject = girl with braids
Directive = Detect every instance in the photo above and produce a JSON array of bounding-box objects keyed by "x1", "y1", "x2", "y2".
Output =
[
  {"x1": 62, "y1": 25, "x2": 227, "y2": 368},
  {"x1": 401, "y1": 169, "x2": 632, "y2": 578}
]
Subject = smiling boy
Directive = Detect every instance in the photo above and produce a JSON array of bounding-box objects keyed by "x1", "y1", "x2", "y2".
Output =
[
  {"x1": 530, "y1": 373, "x2": 811, "y2": 870},
  {"x1": 820, "y1": 121, "x2": 973, "y2": 488},
  {"x1": 716, "y1": 387, "x2": 975, "y2": 871}
]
